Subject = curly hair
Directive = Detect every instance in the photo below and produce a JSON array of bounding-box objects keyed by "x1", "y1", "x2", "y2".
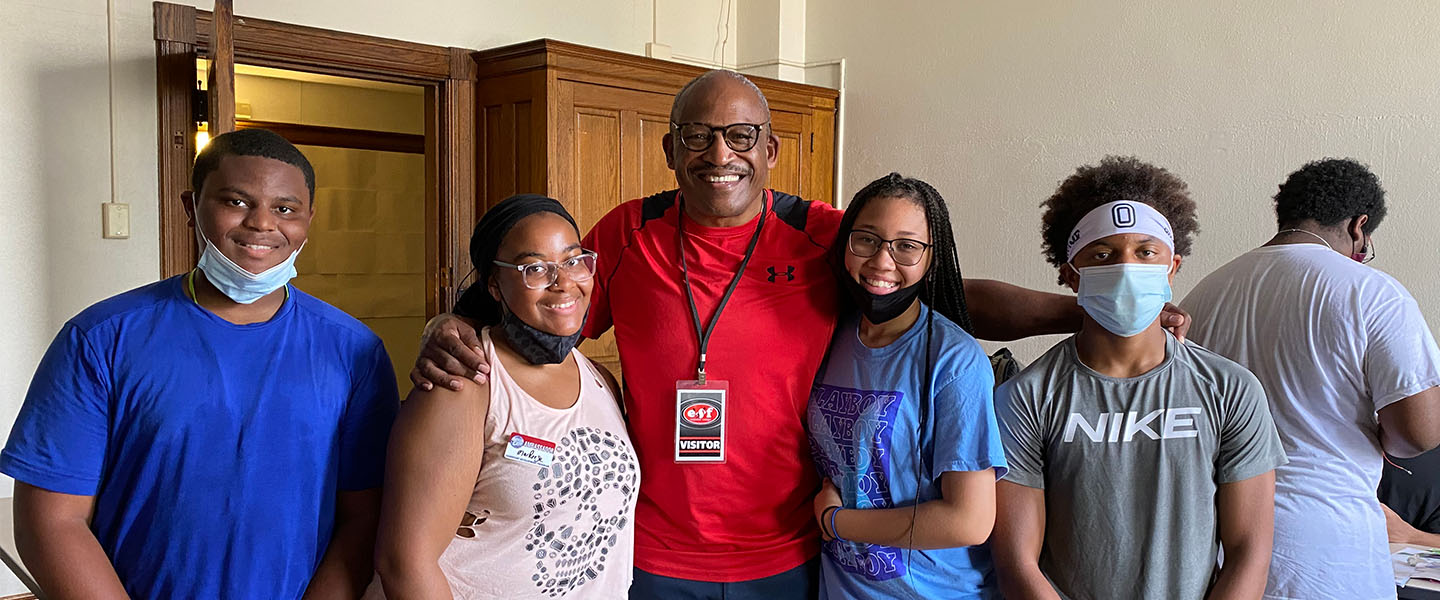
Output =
[
  {"x1": 832, "y1": 172, "x2": 974, "y2": 334},
  {"x1": 1039, "y1": 156, "x2": 1198, "y2": 286},
  {"x1": 1274, "y1": 158, "x2": 1386, "y2": 233}
]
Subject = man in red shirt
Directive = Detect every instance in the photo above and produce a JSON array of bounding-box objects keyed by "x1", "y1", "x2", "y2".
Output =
[{"x1": 415, "y1": 71, "x2": 1180, "y2": 599}]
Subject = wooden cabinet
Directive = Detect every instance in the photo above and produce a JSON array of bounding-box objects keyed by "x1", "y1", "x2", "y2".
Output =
[{"x1": 472, "y1": 39, "x2": 840, "y2": 376}]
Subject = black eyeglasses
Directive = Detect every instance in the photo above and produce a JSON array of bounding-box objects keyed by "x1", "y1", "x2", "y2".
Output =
[
  {"x1": 492, "y1": 251, "x2": 598, "y2": 289},
  {"x1": 847, "y1": 230, "x2": 931, "y2": 266},
  {"x1": 670, "y1": 121, "x2": 769, "y2": 152}
]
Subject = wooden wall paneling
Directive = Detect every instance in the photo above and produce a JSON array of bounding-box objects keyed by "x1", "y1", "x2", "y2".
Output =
[
  {"x1": 568, "y1": 82, "x2": 673, "y2": 201},
  {"x1": 475, "y1": 70, "x2": 548, "y2": 212},
  {"x1": 570, "y1": 107, "x2": 622, "y2": 235},
  {"x1": 544, "y1": 78, "x2": 573, "y2": 215},
  {"x1": 471, "y1": 38, "x2": 841, "y2": 208},
  {"x1": 526, "y1": 71, "x2": 551, "y2": 200},
  {"x1": 480, "y1": 40, "x2": 833, "y2": 113},
  {"x1": 480, "y1": 102, "x2": 516, "y2": 207},
  {"x1": 568, "y1": 104, "x2": 624, "y2": 375},
  {"x1": 154, "y1": 2, "x2": 198, "y2": 278},
  {"x1": 808, "y1": 104, "x2": 837, "y2": 205},
  {"x1": 618, "y1": 109, "x2": 644, "y2": 202},
  {"x1": 637, "y1": 114, "x2": 675, "y2": 198},
  {"x1": 768, "y1": 109, "x2": 806, "y2": 198},
  {"x1": 798, "y1": 111, "x2": 815, "y2": 201},
  {"x1": 546, "y1": 71, "x2": 572, "y2": 208}
]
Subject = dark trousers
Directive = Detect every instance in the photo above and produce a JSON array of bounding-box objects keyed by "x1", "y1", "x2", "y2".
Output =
[{"x1": 629, "y1": 558, "x2": 819, "y2": 600}]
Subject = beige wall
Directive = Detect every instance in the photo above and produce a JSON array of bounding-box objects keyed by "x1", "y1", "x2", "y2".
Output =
[
  {"x1": 233, "y1": 69, "x2": 426, "y2": 134},
  {"x1": 806, "y1": 0, "x2": 1440, "y2": 361}
]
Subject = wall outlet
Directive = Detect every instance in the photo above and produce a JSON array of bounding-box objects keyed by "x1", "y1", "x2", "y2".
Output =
[{"x1": 103, "y1": 202, "x2": 130, "y2": 239}]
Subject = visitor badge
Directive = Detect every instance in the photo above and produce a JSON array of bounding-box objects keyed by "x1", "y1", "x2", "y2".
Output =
[
  {"x1": 675, "y1": 379, "x2": 728, "y2": 463},
  {"x1": 504, "y1": 432, "x2": 556, "y2": 467}
]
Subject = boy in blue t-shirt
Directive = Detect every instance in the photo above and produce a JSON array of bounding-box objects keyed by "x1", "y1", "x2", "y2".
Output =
[{"x1": 1, "y1": 129, "x2": 399, "y2": 599}]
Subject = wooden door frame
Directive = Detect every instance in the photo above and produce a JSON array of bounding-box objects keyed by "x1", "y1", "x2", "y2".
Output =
[{"x1": 153, "y1": 1, "x2": 475, "y2": 316}]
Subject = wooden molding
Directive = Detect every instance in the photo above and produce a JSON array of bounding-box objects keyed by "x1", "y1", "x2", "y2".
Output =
[
  {"x1": 430, "y1": 78, "x2": 477, "y2": 315},
  {"x1": 152, "y1": 1, "x2": 195, "y2": 44},
  {"x1": 155, "y1": 4, "x2": 199, "y2": 278},
  {"x1": 448, "y1": 46, "x2": 477, "y2": 81},
  {"x1": 192, "y1": 8, "x2": 451, "y2": 83},
  {"x1": 152, "y1": 2, "x2": 476, "y2": 311},
  {"x1": 236, "y1": 120, "x2": 425, "y2": 154},
  {"x1": 472, "y1": 39, "x2": 840, "y2": 111},
  {"x1": 156, "y1": 39, "x2": 197, "y2": 278},
  {"x1": 206, "y1": 0, "x2": 235, "y2": 134}
]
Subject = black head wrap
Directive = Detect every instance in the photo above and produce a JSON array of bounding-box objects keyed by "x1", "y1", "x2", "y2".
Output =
[{"x1": 453, "y1": 194, "x2": 579, "y2": 324}]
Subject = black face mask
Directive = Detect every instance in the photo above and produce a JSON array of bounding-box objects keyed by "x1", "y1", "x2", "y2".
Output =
[
  {"x1": 498, "y1": 308, "x2": 582, "y2": 365},
  {"x1": 841, "y1": 275, "x2": 923, "y2": 324}
]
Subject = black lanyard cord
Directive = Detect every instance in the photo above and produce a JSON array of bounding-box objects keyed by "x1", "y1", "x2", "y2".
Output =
[{"x1": 678, "y1": 196, "x2": 769, "y2": 384}]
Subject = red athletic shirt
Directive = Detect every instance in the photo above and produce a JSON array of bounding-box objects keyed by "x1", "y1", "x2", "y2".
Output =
[{"x1": 582, "y1": 189, "x2": 842, "y2": 581}]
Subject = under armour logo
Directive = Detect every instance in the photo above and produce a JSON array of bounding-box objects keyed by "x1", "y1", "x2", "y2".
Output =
[{"x1": 767, "y1": 265, "x2": 795, "y2": 282}]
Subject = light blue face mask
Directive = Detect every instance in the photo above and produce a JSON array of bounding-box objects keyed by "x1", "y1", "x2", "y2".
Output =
[
  {"x1": 194, "y1": 223, "x2": 303, "y2": 305},
  {"x1": 1073, "y1": 263, "x2": 1173, "y2": 338}
]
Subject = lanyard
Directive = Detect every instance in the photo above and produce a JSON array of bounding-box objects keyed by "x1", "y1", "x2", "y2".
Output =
[{"x1": 677, "y1": 193, "x2": 769, "y2": 384}]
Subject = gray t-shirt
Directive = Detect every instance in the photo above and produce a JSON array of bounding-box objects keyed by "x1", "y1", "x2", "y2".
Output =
[{"x1": 996, "y1": 334, "x2": 1286, "y2": 600}]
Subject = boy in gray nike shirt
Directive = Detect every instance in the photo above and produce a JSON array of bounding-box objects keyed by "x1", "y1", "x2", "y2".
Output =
[{"x1": 992, "y1": 156, "x2": 1287, "y2": 600}]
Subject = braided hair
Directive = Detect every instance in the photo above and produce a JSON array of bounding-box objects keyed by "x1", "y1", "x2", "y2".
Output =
[{"x1": 832, "y1": 172, "x2": 975, "y2": 334}]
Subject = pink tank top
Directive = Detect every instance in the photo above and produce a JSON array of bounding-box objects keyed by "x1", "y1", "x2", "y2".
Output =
[{"x1": 366, "y1": 328, "x2": 639, "y2": 599}]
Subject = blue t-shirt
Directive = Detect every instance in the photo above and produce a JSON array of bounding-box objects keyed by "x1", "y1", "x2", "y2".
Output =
[
  {"x1": 0, "y1": 275, "x2": 399, "y2": 599},
  {"x1": 806, "y1": 304, "x2": 1008, "y2": 600}
]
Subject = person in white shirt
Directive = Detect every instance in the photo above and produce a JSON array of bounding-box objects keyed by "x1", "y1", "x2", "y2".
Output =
[{"x1": 1180, "y1": 157, "x2": 1440, "y2": 600}]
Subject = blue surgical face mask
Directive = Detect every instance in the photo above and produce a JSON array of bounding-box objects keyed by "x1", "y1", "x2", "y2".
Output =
[
  {"x1": 1073, "y1": 263, "x2": 1173, "y2": 338},
  {"x1": 194, "y1": 223, "x2": 303, "y2": 305}
]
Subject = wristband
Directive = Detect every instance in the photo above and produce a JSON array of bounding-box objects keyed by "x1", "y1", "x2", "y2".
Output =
[{"x1": 828, "y1": 506, "x2": 843, "y2": 542}]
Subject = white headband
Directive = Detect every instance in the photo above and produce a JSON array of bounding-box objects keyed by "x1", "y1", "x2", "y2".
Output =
[{"x1": 1066, "y1": 200, "x2": 1175, "y2": 262}]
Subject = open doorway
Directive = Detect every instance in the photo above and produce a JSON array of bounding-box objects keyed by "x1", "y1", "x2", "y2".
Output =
[
  {"x1": 198, "y1": 63, "x2": 428, "y2": 395},
  {"x1": 156, "y1": 2, "x2": 480, "y2": 395}
]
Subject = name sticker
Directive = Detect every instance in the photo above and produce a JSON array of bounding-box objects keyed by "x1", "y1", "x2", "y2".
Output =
[{"x1": 504, "y1": 432, "x2": 556, "y2": 467}]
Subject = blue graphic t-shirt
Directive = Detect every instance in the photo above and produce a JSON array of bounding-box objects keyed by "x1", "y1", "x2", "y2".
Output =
[
  {"x1": 806, "y1": 304, "x2": 1008, "y2": 600},
  {"x1": 0, "y1": 276, "x2": 399, "y2": 599}
]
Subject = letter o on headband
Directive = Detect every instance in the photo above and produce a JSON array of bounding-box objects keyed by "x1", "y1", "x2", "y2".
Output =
[
  {"x1": 1112, "y1": 204, "x2": 1135, "y2": 227},
  {"x1": 1066, "y1": 200, "x2": 1175, "y2": 263}
]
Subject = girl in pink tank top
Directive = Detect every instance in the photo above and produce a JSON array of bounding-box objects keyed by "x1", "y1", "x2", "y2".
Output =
[{"x1": 368, "y1": 195, "x2": 638, "y2": 599}]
